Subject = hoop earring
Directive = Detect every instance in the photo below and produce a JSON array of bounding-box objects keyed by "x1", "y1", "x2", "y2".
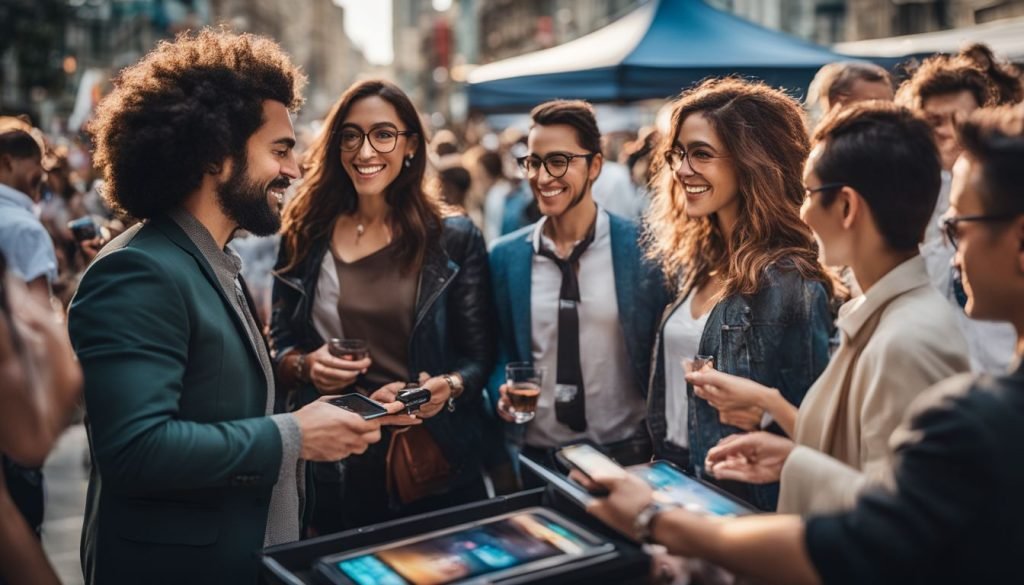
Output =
[{"x1": 404, "y1": 155, "x2": 413, "y2": 168}]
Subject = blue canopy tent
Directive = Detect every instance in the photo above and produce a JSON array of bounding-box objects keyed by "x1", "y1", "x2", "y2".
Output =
[{"x1": 467, "y1": 0, "x2": 854, "y2": 111}]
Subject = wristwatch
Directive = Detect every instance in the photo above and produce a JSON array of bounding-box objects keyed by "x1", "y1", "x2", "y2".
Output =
[
  {"x1": 633, "y1": 500, "x2": 679, "y2": 543},
  {"x1": 442, "y1": 373, "x2": 463, "y2": 412}
]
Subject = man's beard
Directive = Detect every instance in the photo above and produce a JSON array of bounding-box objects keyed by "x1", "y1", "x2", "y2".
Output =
[{"x1": 216, "y1": 157, "x2": 287, "y2": 237}]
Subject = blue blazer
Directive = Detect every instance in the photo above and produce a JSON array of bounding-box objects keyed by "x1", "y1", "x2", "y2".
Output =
[{"x1": 486, "y1": 211, "x2": 668, "y2": 433}]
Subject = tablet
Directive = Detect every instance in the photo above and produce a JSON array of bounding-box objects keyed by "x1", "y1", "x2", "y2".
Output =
[
  {"x1": 315, "y1": 508, "x2": 614, "y2": 585},
  {"x1": 630, "y1": 460, "x2": 755, "y2": 517}
]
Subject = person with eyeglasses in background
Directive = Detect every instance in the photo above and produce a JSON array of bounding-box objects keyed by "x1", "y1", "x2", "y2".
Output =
[
  {"x1": 693, "y1": 102, "x2": 970, "y2": 516},
  {"x1": 574, "y1": 101, "x2": 1024, "y2": 585},
  {"x1": 643, "y1": 78, "x2": 836, "y2": 511},
  {"x1": 272, "y1": 79, "x2": 494, "y2": 534},
  {"x1": 487, "y1": 100, "x2": 667, "y2": 481},
  {"x1": 896, "y1": 45, "x2": 1020, "y2": 375}
]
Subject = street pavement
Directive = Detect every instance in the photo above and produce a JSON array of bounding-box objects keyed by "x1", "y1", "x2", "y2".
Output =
[{"x1": 41, "y1": 423, "x2": 88, "y2": 585}]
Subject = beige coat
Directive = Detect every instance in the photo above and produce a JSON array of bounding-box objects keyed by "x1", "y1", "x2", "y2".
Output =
[{"x1": 778, "y1": 256, "x2": 970, "y2": 515}]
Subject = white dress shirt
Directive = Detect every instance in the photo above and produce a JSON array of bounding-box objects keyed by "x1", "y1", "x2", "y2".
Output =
[{"x1": 525, "y1": 208, "x2": 645, "y2": 448}]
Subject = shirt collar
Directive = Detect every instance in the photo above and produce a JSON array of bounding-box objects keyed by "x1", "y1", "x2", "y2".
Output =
[
  {"x1": 0, "y1": 183, "x2": 35, "y2": 212},
  {"x1": 168, "y1": 207, "x2": 243, "y2": 278},
  {"x1": 837, "y1": 255, "x2": 931, "y2": 340},
  {"x1": 532, "y1": 206, "x2": 608, "y2": 256}
]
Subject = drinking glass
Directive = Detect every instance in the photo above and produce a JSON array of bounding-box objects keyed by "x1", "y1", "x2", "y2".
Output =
[
  {"x1": 328, "y1": 338, "x2": 369, "y2": 360},
  {"x1": 504, "y1": 362, "x2": 545, "y2": 424}
]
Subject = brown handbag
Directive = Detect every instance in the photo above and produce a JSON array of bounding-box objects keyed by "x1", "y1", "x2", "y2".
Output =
[{"x1": 385, "y1": 425, "x2": 452, "y2": 505}]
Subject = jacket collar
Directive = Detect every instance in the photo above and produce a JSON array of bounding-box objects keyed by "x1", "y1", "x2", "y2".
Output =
[{"x1": 837, "y1": 255, "x2": 931, "y2": 341}]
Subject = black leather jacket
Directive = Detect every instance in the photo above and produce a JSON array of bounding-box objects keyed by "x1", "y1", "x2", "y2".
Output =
[{"x1": 269, "y1": 215, "x2": 496, "y2": 485}]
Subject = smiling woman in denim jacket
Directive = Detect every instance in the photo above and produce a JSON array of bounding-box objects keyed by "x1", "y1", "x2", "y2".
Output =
[
  {"x1": 270, "y1": 80, "x2": 494, "y2": 534},
  {"x1": 644, "y1": 78, "x2": 836, "y2": 511}
]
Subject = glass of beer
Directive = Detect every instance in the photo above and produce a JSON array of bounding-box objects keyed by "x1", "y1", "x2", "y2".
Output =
[
  {"x1": 328, "y1": 338, "x2": 369, "y2": 360},
  {"x1": 505, "y1": 362, "x2": 544, "y2": 424}
]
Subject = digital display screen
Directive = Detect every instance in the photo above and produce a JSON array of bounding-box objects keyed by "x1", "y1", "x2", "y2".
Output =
[
  {"x1": 632, "y1": 461, "x2": 753, "y2": 517},
  {"x1": 335, "y1": 513, "x2": 591, "y2": 585},
  {"x1": 328, "y1": 394, "x2": 387, "y2": 419}
]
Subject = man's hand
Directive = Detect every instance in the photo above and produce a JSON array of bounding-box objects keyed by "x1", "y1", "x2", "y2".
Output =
[
  {"x1": 704, "y1": 431, "x2": 795, "y2": 484},
  {"x1": 292, "y1": 398, "x2": 385, "y2": 461},
  {"x1": 572, "y1": 470, "x2": 655, "y2": 541},
  {"x1": 495, "y1": 383, "x2": 516, "y2": 422},
  {"x1": 305, "y1": 344, "x2": 371, "y2": 394},
  {"x1": 78, "y1": 236, "x2": 106, "y2": 264}
]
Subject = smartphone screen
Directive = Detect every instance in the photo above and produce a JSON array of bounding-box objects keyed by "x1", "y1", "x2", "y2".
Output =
[
  {"x1": 328, "y1": 394, "x2": 388, "y2": 420},
  {"x1": 557, "y1": 444, "x2": 627, "y2": 480}
]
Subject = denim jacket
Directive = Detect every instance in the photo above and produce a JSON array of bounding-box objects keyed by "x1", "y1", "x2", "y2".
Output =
[
  {"x1": 647, "y1": 261, "x2": 833, "y2": 510},
  {"x1": 486, "y1": 212, "x2": 668, "y2": 449},
  {"x1": 269, "y1": 215, "x2": 495, "y2": 488}
]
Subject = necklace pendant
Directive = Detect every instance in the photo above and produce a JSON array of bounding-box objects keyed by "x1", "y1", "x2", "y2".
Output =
[{"x1": 356, "y1": 223, "x2": 365, "y2": 241}]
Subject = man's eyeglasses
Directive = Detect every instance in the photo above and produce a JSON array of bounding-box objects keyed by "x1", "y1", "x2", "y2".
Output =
[
  {"x1": 940, "y1": 214, "x2": 1017, "y2": 251},
  {"x1": 339, "y1": 127, "x2": 416, "y2": 153},
  {"x1": 665, "y1": 147, "x2": 730, "y2": 172},
  {"x1": 804, "y1": 183, "x2": 846, "y2": 200},
  {"x1": 516, "y1": 153, "x2": 595, "y2": 179}
]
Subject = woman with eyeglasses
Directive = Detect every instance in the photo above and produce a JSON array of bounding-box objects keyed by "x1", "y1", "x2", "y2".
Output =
[
  {"x1": 486, "y1": 100, "x2": 667, "y2": 480},
  {"x1": 644, "y1": 78, "x2": 836, "y2": 511},
  {"x1": 270, "y1": 79, "x2": 494, "y2": 533},
  {"x1": 693, "y1": 101, "x2": 970, "y2": 515}
]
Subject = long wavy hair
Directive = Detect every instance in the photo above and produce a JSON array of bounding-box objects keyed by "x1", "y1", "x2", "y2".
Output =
[
  {"x1": 645, "y1": 77, "x2": 832, "y2": 300},
  {"x1": 279, "y1": 79, "x2": 441, "y2": 274}
]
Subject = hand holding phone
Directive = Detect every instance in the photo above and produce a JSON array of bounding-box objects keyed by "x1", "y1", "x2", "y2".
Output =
[
  {"x1": 327, "y1": 393, "x2": 389, "y2": 420},
  {"x1": 556, "y1": 443, "x2": 628, "y2": 495}
]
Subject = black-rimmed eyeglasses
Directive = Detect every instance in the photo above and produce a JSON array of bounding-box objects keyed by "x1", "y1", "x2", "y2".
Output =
[
  {"x1": 804, "y1": 183, "x2": 846, "y2": 199},
  {"x1": 516, "y1": 153, "x2": 595, "y2": 178},
  {"x1": 940, "y1": 214, "x2": 1017, "y2": 251},
  {"x1": 339, "y1": 127, "x2": 416, "y2": 153}
]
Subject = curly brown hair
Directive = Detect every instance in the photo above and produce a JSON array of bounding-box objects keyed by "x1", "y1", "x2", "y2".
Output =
[
  {"x1": 89, "y1": 28, "x2": 305, "y2": 220},
  {"x1": 644, "y1": 77, "x2": 832, "y2": 300},
  {"x1": 895, "y1": 52, "x2": 995, "y2": 111}
]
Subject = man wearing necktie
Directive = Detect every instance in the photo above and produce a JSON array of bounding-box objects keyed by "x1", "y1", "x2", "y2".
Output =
[{"x1": 487, "y1": 100, "x2": 668, "y2": 481}]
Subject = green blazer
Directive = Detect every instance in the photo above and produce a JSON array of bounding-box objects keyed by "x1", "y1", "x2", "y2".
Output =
[{"x1": 69, "y1": 215, "x2": 284, "y2": 585}]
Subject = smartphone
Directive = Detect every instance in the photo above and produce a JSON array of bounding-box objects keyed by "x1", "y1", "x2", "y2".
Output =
[
  {"x1": 328, "y1": 393, "x2": 388, "y2": 420},
  {"x1": 555, "y1": 442, "x2": 627, "y2": 495},
  {"x1": 68, "y1": 217, "x2": 98, "y2": 242}
]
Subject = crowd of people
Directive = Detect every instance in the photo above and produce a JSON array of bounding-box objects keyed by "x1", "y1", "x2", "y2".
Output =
[{"x1": 0, "y1": 28, "x2": 1022, "y2": 585}]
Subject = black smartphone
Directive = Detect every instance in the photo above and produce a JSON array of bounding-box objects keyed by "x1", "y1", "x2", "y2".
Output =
[
  {"x1": 396, "y1": 387, "x2": 431, "y2": 413},
  {"x1": 555, "y1": 442, "x2": 627, "y2": 495},
  {"x1": 68, "y1": 217, "x2": 98, "y2": 242},
  {"x1": 327, "y1": 393, "x2": 388, "y2": 420}
]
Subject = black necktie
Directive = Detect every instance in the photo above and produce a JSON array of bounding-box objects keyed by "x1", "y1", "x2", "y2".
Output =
[{"x1": 536, "y1": 221, "x2": 597, "y2": 432}]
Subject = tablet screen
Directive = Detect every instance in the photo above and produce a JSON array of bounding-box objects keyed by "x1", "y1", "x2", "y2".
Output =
[
  {"x1": 632, "y1": 461, "x2": 754, "y2": 517},
  {"x1": 334, "y1": 512, "x2": 592, "y2": 585}
]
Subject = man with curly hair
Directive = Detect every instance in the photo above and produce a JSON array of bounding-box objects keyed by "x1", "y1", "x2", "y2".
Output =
[{"x1": 68, "y1": 30, "x2": 415, "y2": 584}]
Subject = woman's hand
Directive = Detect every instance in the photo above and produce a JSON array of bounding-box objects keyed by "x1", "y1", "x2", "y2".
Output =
[
  {"x1": 306, "y1": 344, "x2": 371, "y2": 394},
  {"x1": 414, "y1": 371, "x2": 453, "y2": 419},
  {"x1": 688, "y1": 369, "x2": 771, "y2": 412},
  {"x1": 495, "y1": 384, "x2": 516, "y2": 423},
  {"x1": 368, "y1": 382, "x2": 424, "y2": 428},
  {"x1": 704, "y1": 431, "x2": 795, "y2": 484}
]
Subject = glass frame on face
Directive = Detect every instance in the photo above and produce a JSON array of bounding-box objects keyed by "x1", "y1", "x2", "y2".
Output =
[
  {"x1": 339, "y1": 123, "x2": 416, "y2": 154},
  {"x1": 665, "y1": 146, "x2": 730, "y2": 174},
  {"x1": 516, "y1": 152, "x2": 595, "y2": 179},
  {"x1": 940, "y1": 214, "x2": 1017, "y2": 251}
]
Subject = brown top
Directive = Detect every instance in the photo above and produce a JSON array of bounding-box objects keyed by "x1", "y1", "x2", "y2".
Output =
[{"x1": 334, "y1": 244, "x2": 419, "y2": 390}]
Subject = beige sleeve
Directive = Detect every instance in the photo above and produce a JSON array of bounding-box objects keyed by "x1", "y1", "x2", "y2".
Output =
[{"x1": 778, "y1": 445, "x2": 867, "y2": 515}]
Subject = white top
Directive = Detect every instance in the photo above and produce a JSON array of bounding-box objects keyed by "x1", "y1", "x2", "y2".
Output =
[
  {"x1": 483, "y1": 178, "x2": 513, "y2": 242},
  {"x1": 662, "y1": 293, "x2": 709, "y2": 450},
  {"x1": 525, "y1": 208, "x2": 645, "y2": 448}
]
